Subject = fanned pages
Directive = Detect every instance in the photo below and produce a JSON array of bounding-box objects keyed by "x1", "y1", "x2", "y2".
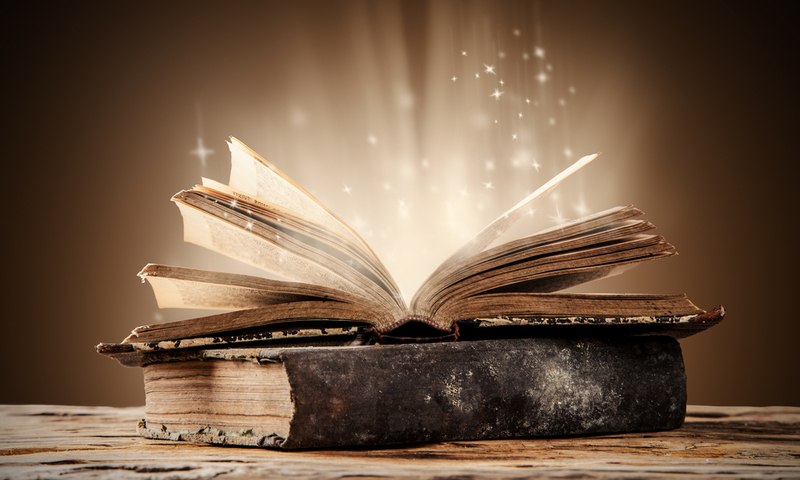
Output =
[{"x1": 106, "y1": 137, "x2": 723, "y2": 346}]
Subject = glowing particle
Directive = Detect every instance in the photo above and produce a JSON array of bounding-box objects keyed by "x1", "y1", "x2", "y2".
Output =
[
  {"x1": 549, "y1": 118, "x2": 556, "y2": 125},
  {"x1": 559, "y1": 98, "x2": 566, "y2": 106},
  {"x1": 512, "y1": 133, "x2": 517, "y2": 140},
  {"x1": 367, "y1": 134, "x2": 378, "y2": 145},
  {"x1": 190, "y1": 137, "x2": 214, "y2": 165},
  {"x1": 484, "y1": 64, "x2": 496, "y2": 75},
  {"x1": 535, "y1": 46, "x2": 545, "y2": 58},
  {"x1": 546, "y1": 64, "x2": 553, "y2": 71},
  {"x1": 525, "y1": 98, "x2": 531, "y2": 105},
  {"x1": 549, "y1": 206, "x2": 566, "y2": 224},
  {"x1": 519, "y1": 112, "x2": 523, "y2": 118},
  {"x1": 523, "y1": 52, "x2": 530, "y2": 60},
  {"x1": 500, "y1": 79, "x2": 505, "y2": 86},
  {"x1": 513, "y1": 29, "x2": 521, "y2": 36},
  {"x1": 452, "y1": 75, "x2": 457, "y2": 82},
  {"x1": 499, "y1": 51, "x2": 506, "y2": 59},
  {"x1": 569, "y1": 86, "x2": 576, "y2": 94},
  {"x1": 564, "y1": 147, "x2": 573, "y2": 158},
  {"x1": 483, "y1": 181, "x2": 495, "y2": 189},
  {"x1": 537, "y1": 72, "x2": 548, "y2": 83},
  {"x1": 532, "y1": 159, "x2": 541, "y2": 171},
  {"x1": 461, "y1": 51, "x2": 467, "y2": 56},
  {"x1": 490, "y1": 88, "x2": 504, "y2": 100},
  {"x1": 475, "y1": 73, "x2": 480, "y2": 79},
  {"x1": 343, "y1": 184, "x2": 353, "y2": 195},
  {"x1": 485, "y1": 160, "x2": 495, "y2": 171},
  {"x1": 245, "y1": 220, "x2": 254, "y2": 230}
]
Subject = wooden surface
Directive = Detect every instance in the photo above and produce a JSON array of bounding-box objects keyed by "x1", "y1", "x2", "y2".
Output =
[{"x1": 0, "y1": 404, "x2": 798, "y2": 479}]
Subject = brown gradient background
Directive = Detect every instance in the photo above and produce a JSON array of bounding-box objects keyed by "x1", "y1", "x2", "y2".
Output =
[{"x1": 2, "y1": 1, "x2": 798, "y2": 407}]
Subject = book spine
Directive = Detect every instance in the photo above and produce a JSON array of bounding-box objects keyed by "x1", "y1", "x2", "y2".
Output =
[{"x1": 272, "y1": 336, "x2": 686, "y2": 449}]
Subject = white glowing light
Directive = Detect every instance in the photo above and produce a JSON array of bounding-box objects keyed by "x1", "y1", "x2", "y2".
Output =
[
  {"x1": 343, "y1": 184, "x2": 353, "y2": 195},
  {"x1": 499, "y1": 51, "x2": 506, "y2": 59},
  {"x1": 367, "y1": 134, "x2": 378, "y2": 145},
  {"x1": 549, "y1": 206, "x2": 566, "y2": 225},
  {"x1": 491, "y1": 88, "x2": 504, "y2": 100},
  {"x1": 462, "y1": 51, "x2": 467, "y2": 56},
  {"x1": 513, "y1": 29, "x2": 521, "y2": 36},
  {"x1": 483, "y1": 181, "x2": 495, "y2": 189},
  {"x1": 523, "y1": 52, "x2": 530, "y2": 60},
  {"x1": 484, "y1": 64, "x2": 496, "y2": 75},
  {"x1": 532, "y1": 159, "x2": 541, "y2": 171},
  {"x1": 518, "y1": 112, "x2": 523, "y2": 118},
  {"x1": 421, "y1": 159, "x2": 430, "y2": 168},
  {"x1": 452, "y1": 76, "x2": 457, "y2": 82},
  {"x1": 499, "y1": 79, "x2": 505, "y2": 86},
  {"x1": 535, "y1": 46, "x2": 545, "y2": 58},
  {"x1": 559, "y1": 98, "x2": 566, "y2": 106},
  {"x1": 537, "y1": 72, "x2": 548, "y2": 83},
  {"x1": 512, "y1": 133, "x2": 517, "y2": 140},
  {"x1": 245, "y1": 220, "x2": 254, "y2": 231},
  {"x1": 569, "y1": 86, "x2": 576, "y2": 94},
  {"x1": 525, "y1": 207, "x2": 536, "y2": 217},
  {"x1": 190, "y1": 137, "x2": 214, "y2": 165},
  {"x1": 549, "y1": 118, "x2": 556, "y2": 125},
  {"x1": 485, "y1": 160, "x2": 495, "y2": 171},
  {"x1": 564, "y1": 147, "x2": 573, "y2": 158},
  {"x1": 525, "y1": 98, "x2": 531, "y2": 105},
  {"x1": 573, "y1": 201, "x2": 590, "y2": 217},
  {"x1": 475, "y1": 73, "x2": 480, "y2": 79}
]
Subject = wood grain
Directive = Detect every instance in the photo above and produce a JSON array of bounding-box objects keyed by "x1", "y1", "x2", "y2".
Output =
[{"x1": 1, "y1": 404, "x2": 798, "y2": 479}]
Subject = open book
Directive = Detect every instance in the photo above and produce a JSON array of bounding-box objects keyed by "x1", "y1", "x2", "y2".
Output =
[{"x1": 118, "y1": 137, "x2": 723, "y2": 347}]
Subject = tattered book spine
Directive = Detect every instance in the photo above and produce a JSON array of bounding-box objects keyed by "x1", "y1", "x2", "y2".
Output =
[{"x1": 137, "y1": 336, "x2": 687, "y2": 449}]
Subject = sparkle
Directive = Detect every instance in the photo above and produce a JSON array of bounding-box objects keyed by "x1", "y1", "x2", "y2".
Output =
[
  {"x1": 490, "y1": 88, "x2": 504, "y2": 100},
  {"x1": 525, "y1": 207, "x2": 536, "y2": 217},
  {"x1": 483, "y1": 181, "x2": 495, "y2": 189},
  {"x1": 245, "y1": 220, "x2": 254, "y2": 231},
  {"x1": 573, "y1": 200, "x2": 590, "y2": 217},
  {"x1": 549, "y1": 206, "x2": 566, "y2": 225},
  {"x1": 518, "y1": 112, "x2": 523, "y2": 118},
  {"x1": 499, "y1": 79, "x2": 505, "y2": 86},
  {"x1": 484, "y1": 64, "x2": 496, "y2": 75},
  {"x1": 535, "y1": 46, "x2": 545, "y2": 58},
  {"x1": 343, "y1": 184, "x2": 352, "y2": 195},
  {"x1": 494, "y1": 119, "x2": 498, "y2": 124},
  {"x1": 190, "y1": 137, "x2": 214, "y2": 165},
  {"x1": 512, "y1": 133, "x2": 517, "y2": 140},
  {"x1": 525, "y1": 98, "x2": 531, "y2": 105},
  {"x1": 485, "y1": 160, "x2": 495, "y2": 171},
  {"x1": 559, "y1": 98, "x2": 566, "y2": 106},
  {"x1": 564, "y1": 147, "x2": 573, "y2": 158},
  {"x1": 475, "y1": 73, "x2": 480, "y2": 79},
  {"x1": 499, "y1": 51, "x2": 506, "y2": 59},
  {"x1": 549, "y1": 118, "x2": 556, "y2": 125},
  {"x1": 532, "y1": 159, "x2": 541, "y2": 171},
  {"x1": 537, "y1": 72, "x2": 548, "y2": 83},
  {"x1": 451, "y1": 75, "x2": 457, "y2": 82},
  {"x1": 367, "y1": 134, "x2": 378, "y2": 145},
  {"x1": 461, "y1": 51, "x2": 467, "y2": 56}
]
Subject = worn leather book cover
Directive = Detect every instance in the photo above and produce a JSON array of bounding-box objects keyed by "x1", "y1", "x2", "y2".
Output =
[{"x1": 134, "y1": 336, "x2": 687, "y2": 449}]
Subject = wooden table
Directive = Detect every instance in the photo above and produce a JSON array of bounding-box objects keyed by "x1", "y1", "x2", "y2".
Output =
[{"x1": 1, "y1": 405, "x2": 798, "y2": 479}]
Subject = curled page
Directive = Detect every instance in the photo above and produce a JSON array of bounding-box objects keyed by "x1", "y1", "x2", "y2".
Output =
[{"x1": 437, "y1": 153, "x2": 600, "y2": 271}]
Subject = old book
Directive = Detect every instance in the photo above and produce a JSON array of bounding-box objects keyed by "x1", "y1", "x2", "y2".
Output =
[
  {"x1": 100, "y1": 137, "x2": 723, "y2": 347},
  {"x1": 108, "y1": 336, "x2": 688, "y2": 449}
]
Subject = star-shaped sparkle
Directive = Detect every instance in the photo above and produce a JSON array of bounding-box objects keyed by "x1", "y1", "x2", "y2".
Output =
[
  {"x1": 518, "y1": 112, "x2": 523, "y2": 118},
  {"x1": 512, "y1": 133, "x2": 517, "y2": 140},
  {"x1": 483, "y1": 182, "x2": 495, "y2": 189},
  {"x1": 532, "y1": 160, "x2": 541, "y2": 171},
  {"x1": 343, "y1": 184, "x2": 353, "y2": 195},
  {"x1": 461, "y1": 51, "x2": 467, "y2": 56},
  {"x1": 190, "y1": 137, "x2": 214, "y2": 165},
  {"x1": 452, "y1": 76, "x2": 457, "y2": 82},
  {"x1": 525, "y1": 98, "x2": 531, "y2": 105},
  {"x1": 484, "y1": 64, "x2": 496, "y2": 75},
  {"x1": 490, "y1": 88, "x2": 504, "y2": 100}
]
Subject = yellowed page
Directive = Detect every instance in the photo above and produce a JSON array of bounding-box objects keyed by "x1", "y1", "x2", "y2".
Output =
[{"x1": 176, "y1": 202, "x2": 368, "y2": 298}]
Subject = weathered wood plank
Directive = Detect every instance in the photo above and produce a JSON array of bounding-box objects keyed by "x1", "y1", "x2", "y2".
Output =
[{"x1": 1, "y1": 404, "x2": 798, "y2": 479}]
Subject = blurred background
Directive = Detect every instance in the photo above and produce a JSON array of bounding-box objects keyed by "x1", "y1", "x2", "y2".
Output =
[{"x1": 2, "y1": 0, "x2": 798, "y2": 407}]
